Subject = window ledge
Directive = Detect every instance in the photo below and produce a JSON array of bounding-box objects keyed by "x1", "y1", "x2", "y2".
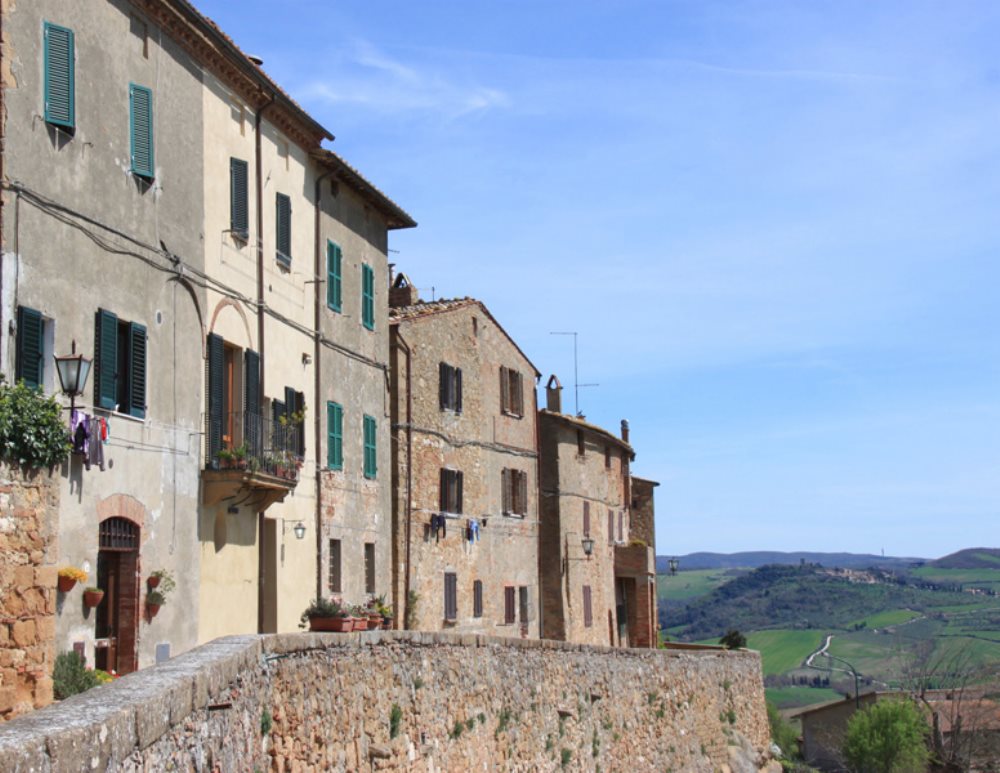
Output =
[
  {"x1": 442, "y1": 512, "x2": 463, "y2": 520},
  {"x1": 500, "y1": 410, "x2": 523, "y2": 420},
  {"x1": 92, "y1": 406, "x2": 146, "y2": 424}
]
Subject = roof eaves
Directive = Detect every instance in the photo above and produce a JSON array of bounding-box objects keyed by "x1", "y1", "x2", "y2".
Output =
[
  {"x1": 312, "y1": 149, "x2": 416, "y2": 230},
  {"x1": 538, "y1": 409, "x2": 635, "y2": 457}
]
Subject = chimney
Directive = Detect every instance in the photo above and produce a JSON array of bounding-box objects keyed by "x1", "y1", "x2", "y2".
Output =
[
  {"x1": 390, "y1": 272, "x2": 419, "y2": 308},
  {"x1": 545, "y1": 375, "x2": 563, "y2": 413},
  {"x1": 621, "y1": 419, "x2": 629, "y2": 443}
]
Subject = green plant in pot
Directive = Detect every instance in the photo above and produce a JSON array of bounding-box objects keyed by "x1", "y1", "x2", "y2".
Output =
[
  {"x1": 82, "y1": 587, "x2": 104, "y2": 608},
  {"x1": 299, "y1": 598, "x2": 352, "y2": 632}
]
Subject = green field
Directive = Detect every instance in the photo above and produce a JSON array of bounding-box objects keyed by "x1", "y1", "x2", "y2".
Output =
[
  {"x1": 746, "y1": 630, "x2": 827, "y2": 675},
  {"x1": 765, "y1": 686, "x2": 846, "y2": 710},
  {"x1": 657, "y1": 569, "x2": 736, "y2": 602},
  {"x1": 910, "y1": 566, "x2": 1000, "y2": 590},
  {"x1": 846, "y1": 609, "x2": 920, "y2": 629}
]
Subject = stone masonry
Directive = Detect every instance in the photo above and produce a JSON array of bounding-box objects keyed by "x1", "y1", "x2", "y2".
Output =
[
  {"x1": 0, "y1": 465, "x2": 59, "y2": 720},
  {"x1": 0, "y1": 631, "x2": 775, "y2": 772}
]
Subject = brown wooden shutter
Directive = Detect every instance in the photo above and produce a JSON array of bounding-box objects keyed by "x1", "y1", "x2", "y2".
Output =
[
  {"x1": 583, "y1": 501, "x2": 591, "y2": 538},
  {"x1": 439, "y1": 468, "x2": 448, "y2": 512},
  {"x1": 618, "y1": 511, "x2": 624, "y2": 543},
  {"x1": 513, "y1": 371, "x2": 523, "y2": 415},
  {"x1": 517, "y1": 470, "x2": 528, "y2": 515},
  {"x1": 439, "y1": 362, "x2": 448, "y2": 410},
  {"x1": 456, "y1": 471, "x2": 464, "y2": 514},
  {"x1": 501, "y1": 469, "x2": 510, "y2": 514},
  {"x1": 504, "y1": 586, "x2": 516, "y2": 624},
  {"x1": 444, "y1": 572, "x2": 457, "y2": 621},
  {"x1": 608, "y1": 509, "x2": 614, "y2": 545},
  {"x1": 500, "y1": 366, "x2": 509, "y2": 413},
  {"x1": 473, "y1": 580, "x2": 483, "y2": 617},
  {"x1": 583, "y1": 586, "x2": 593, "y2": 627}
]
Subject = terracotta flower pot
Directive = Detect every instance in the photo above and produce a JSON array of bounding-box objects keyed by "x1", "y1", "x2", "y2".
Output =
[
  {"x1": 309, "y1": 615, "x2": 352, "y2": 632},
  {"x1": 367, "y1": 615, "x2": 382, "y2": 631},
  {"x1": 382, "y1": 616, "x2": 393, "y2": 630},
  {"x1": 58, "y1": 576, "x2": 77, "y2": 593},
  {"x1": 147, "y1": 576, "x2": 161, "y2": 589},
  {"x1": 83, "y1": 590, "x2": 104, "y2": 608},
  {"x1": 146, "y1": 603, "x2": 161, "y2": 618}
]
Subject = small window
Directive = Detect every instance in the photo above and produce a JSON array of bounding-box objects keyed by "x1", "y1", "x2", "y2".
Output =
[
  {"x1": 473, "y1": 580, "x2": 483, "y2": 618},
  {"x1": 607, "y1": 509, "x2": 614, "y2": 546},
  {"x1": 583, "y1": 501, "x2": 591, "y2": 539},
  {"x1": 577, "y1": 429, "x2": 585, "y2": 457},
  {"x1": 499, "y1": 366, "x2": 524, "y2": 417},
  {"x1": 327, "y1": 241, "x2": 342, "y2": 311},
  {"x1": 363, "y1": 414, "x2": 377, "y2": 479},
  {"x1": 230, "y1": 158, "x2": 249, "y2": 238},
  {"x1": 94, "y1": 309, "x2": 147, "y2": 418},
  {"x1": 277, "y1": 387, "x2": 305, "y2": 458},
  {"x1": 43, "y1": 22, "x2": 75, "y2": 129},
  {"x1": 364, "y1": 543, "x2": 375, "y2": 594},
  {"x1": 361, "y1": 263, "x2": 375, "y2": 330},
  {"x1": 326, "y1": 402, "x2": 343, "y2": 470},
  {"x1": 504, "y1": 586, "x2": 516, "y2": 624},
  {"x1": 583, "y1": 585, "x2": 593, "y2": 627},
  {"x1": 275, "y1": 193, "x2": 291, "y2": 267},
  {"x1": 15, "y1": 306, "x2": 45, "y2": 390},
  {"x1": 519, "y1": 586, "x2": 530, "y2": 624},
  {"x1": 129, "y1": 84, "x2": 154, "y2": 179},
  {"x1": 501, "y1": 468, "x2": 528, "y2": 516},
  {"x1": 328, "y1": 539, "x2": 341, "y2": 593},
  {"x1": 439, "y1": 362, "x2": 462, "y2": 413},
  {"x1": 444, "y1": 572, "x2": 458, "y2": 621},
  {"x1": 439, "y1": 468, "x2": 463, "y2": 514}
]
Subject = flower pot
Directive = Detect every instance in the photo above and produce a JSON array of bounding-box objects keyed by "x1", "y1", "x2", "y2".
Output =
[
  {"x1": 147, "y1": 575, "x2": 161, "y2": 589},
  {"x1": 83, "y1": 590, "x2": 104, "y2": 608},
  {"x1": 58, "y1": 576, "x2": 77, "y2": 593},
  {"x1": 309, "y1": 615, "x2": 352, "y2": 632},
  {"x1": 146, "y1": 603, "x2": 161, "y2": 618},
  {"x1": 367, "y1": 615, "x2": 382, "y2": 631},
  {"x1": 381, "y1": 616, "x2": 393, "y2": 630}
]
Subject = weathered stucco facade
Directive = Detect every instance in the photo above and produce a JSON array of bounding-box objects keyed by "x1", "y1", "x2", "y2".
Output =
[{"x1": 390, "y1": 292, "x2": 541, "y2": 636}]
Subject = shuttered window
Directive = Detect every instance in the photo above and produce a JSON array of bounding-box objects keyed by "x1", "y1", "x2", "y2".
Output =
[
  {"x1": 95, "y1": 309, "x2": 146, "y2": 417},
  {"x1": 519, "y1": 586, "x2": 530, "y2": 624},
  {"x1": 275, "y1": 193, "x2": 291, "y2": 267},
  {"x1": 504, "y1": 587, "x2": 516, "y2": 624},
  {"x1": 499, "y1": 366, "x2": 524, "y2": 416},
  {"x1": 361, "y1": 263, "x2": 375, "y2": 330},
  {"x1": 243, "y1": 349, "x2": 261, "y2": 455},
  {"x1": 328, "y1": 539, "x2": 342, "y2": 593},
  {"x1": 618, "y1": 511, "x2": 624, "y2": 543},
  {"x1": 473, "y1": 580, "x2": 483, "y2": 618},
  {"x1": 364, "y1": 543, "x2": 376, "y2": 594},
  {"x1": 43, "y1": 22, "x2": 75, "y2": 129},
  {"x1": 444, "y1": 572, "x2": 458, "y2": 621},
  {"x1": 15, "y1": 306, "x2": 44, "y2": 390},
  {"x1": 439, "y1": 468, "x2": 463, "y2": 514},
  {"x1": 583, "y1": 501, "x2": 591, "y2": 538},
  {"x1": 206, "y1": 333, "x2": 224, "y2": 460},
  {"x1": 501, "y1": 469, "x2": 528, "y2": 516},
  {"x1": 326, "y1": 241, "x2": 342, "y2": 311},
  {"x1": 607, "y1": 509, "x2": 614, "y2": 546},
  {"x1": 363, "y1": 414, "x2": 377, "y2": 479},
  {"x1": 583, "y1": 586, "x2": 593, "y2": 627},
  {"x1": 129, "y1": 84, "x2": 154, "y2": 179},
  {"x1": 327, "y1": 402, "x2": 343, "y2": 470},
  {"x1": 438, "y1": 362, "x2": 462, "y2": 412},
  {"x1": 127, "y1": 322, "x2": 147, "y2": 418},
  {"x1": 229, "y1": 158, "x2": 249, "y2": 238}
]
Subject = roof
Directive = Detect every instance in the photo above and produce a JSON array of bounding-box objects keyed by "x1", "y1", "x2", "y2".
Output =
[
  {"x1": 390, "y1": 298, "x2": 540, "y2": 377},
  {"x1": 311, "y1": 149, "x2": 416, "y2": 230},
  {"x1": 538, "y1": 409, "x2": 635, "y2": 458},
  {"x1": 631, "y1": 476, "x2": 661, "y2": 487}
]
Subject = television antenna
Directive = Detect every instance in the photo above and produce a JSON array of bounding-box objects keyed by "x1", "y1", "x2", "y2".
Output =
[{"x1": 549, "y1": 331, "x2": 598, "y2": 416}]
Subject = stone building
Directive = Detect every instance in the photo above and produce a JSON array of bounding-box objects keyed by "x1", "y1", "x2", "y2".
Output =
[
  {"x1": 537, "y1": 377, "x2": 658, "y2": 647},
  {"x1": 389, "y1": 281, "x2": 541, "y2": 636},
  {"x1": 0, "y1": 0, "x2": 412, "y2": 674}
]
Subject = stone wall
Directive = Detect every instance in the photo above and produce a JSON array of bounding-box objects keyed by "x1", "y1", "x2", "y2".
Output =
[
  {"x1": 0, "y1": 631, "x2": 774, "y2": 772},
  {"x1": 0, "y1": 465, "x2": 59, "y2": 720}
]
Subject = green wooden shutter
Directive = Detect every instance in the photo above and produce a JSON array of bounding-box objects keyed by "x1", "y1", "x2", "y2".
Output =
[
  {"x1": 363, "y1": 414, "x2": 376, "y2": 478},
  {"x1": 15, "y1": 306, "x2": 44, "y2": 390},
  {"x1": 129, "y1": 84, "x2": 154, "y2": 179},
  {"x1": 128, "y1": 322, "x2": 146, "y2": 418},
  {"x1": 327, "y1": 241, "x2": 342, "y2": 311},
  {"x1": 327, "y1": 401, "x2": 343, "y2": 470},
  {"x1": 230, "y1": 158, "x2": 249, "y2": 238},
  {"x1": 276, "y1": 193, "x2": 291, "y2": 267},
  {"x1": 95, "y1": 309, "x2": 118, "y2": 410},
  {"x1": 43, "y1": 22, "x2": 74, "y2": 128},
  {"x1": 206, "y1": 333, "x2": 224, "y2": 461},
  {"x1": 362, "y1": 264, "x2": 374, "y2": 330},
  {"x1": 244, "y1": 349, "x2": 261, "y2": 455}
]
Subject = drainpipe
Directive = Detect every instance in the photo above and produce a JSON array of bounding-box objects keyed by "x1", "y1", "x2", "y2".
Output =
[
  {"x1": 533, "y1": 377, "x2": 543, "y2": 638},
  {"x1": 254, "y1": 92, "x2": 274, "y2": 634},
  {"x1": 313, "y1": 165, "x2": 333, "y2": 602},
  {"x1": 0, "y1": 16, "x2": 6, "y2": 360},
  {"x1": 394, "y1": 328, "x2": 413, "y2": 627}
]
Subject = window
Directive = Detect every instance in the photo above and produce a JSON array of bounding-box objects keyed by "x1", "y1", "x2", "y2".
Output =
[
  {"x1": 519, "y1": 587, "x2": 530, "y2": 625},
  {"x1": 326, "y1": 402, "x2": 343, "y2": 470},
  {"x1": 438, "y1": 362, "x2": 462, "y2": 413},
  {"x1": 43, "y1": 22, "x2": 74, "y2": 129},
  {"x1": 229, "y1": 158, "x2": 249, "y2": 238},
  {"x1": 275, "y1": 193, "x2": 291, "y2": 267},
  {"x1": 363, "y1": 414, "x2": 377, "y2": 479},
  {"x1": 274, "y1": 387, "x2": 305, "y2": 458},
  {"x1": 328, "y1": 539, "x2": 341, "y2": 593},
  {"x1": 206, "y1": 335, "x2": 259, "y2": 461},
  {"x1": 577, "y1": 429, "x2": 585, "y2": 457},
  {"x1": 444, "y1": 572, "x2": 457, "y2": 621},
  {"x1": 439, "y1": 468, "x2": 463, "y2": 514},
  {"x1": 361, "y1": 263, "x2": 375, "y2": 330},
  {"x1": 129, "y1": 84, "x2": 154, "y2": 179},
  {"x1": 499, "y1": 366, "x2": 523, "y2": 417},
  {"x1": 504, "y1": 586, "x2": 516, "y2": 624},
  {"x1": 607, "y1": 509, "x2": 614, "y2": 546},
  {"x1": 94, "y1": 309, "x2": 146, "y2": 418},
  {"x1": 326, "y1": 241, "x2": 342, "y2": 311},
  {"x1": 15, "y1": 306, "x2": 45, "y2": 390},
  {"x1": 501, "y1": 468, "x2": 528, "y2": 516},
  {"x1": 583, "y1": 501, "x2": 591, "y2": 539},
  {"x1": 473, "y1": 580, "x2": 483, "y2": 618},
  {"x1": 583, "y1": 585, "x2": 593, "y2": 627},
  {"x1": 618, "y1": 511, "x2": 624, "y2": 543},
  {"x1": 364, "y1": 543, "x2": 375, "y2": 594}
]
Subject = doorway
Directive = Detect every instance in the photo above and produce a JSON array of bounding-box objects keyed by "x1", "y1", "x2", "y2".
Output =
[
  {"x1": 95, "y1": 517, "x2": 140, "y2": 674},
  {"x1": 615, "y1": 578, "x2": 629, "y2": 648}
]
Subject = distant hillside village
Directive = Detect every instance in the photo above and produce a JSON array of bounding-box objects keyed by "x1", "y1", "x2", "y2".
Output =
[{"x1": 0, "y1": 0, "x2": 659, "y2": 718}]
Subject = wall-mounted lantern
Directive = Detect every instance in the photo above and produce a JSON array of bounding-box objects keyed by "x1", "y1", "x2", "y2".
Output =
[
  {"x1": 582, "y1": 537, "x2": 595, "y2": 557},
  {"x1": 53, "y1": 340, "x2": 92, "y2": 414},
  {"x1": 293, "y1": 521, "x2": 306, "y2": 540},
  {"x1": 668, "y1": 557, "x2": 680, "y2": 576}
]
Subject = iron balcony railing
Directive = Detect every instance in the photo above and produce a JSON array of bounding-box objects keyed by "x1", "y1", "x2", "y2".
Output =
[{"x1": 206, "y1": 410, "x2": 303, "y2": 481}]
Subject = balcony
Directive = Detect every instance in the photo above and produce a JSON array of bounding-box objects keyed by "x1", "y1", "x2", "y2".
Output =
[
  {"x1": 614, "y1": 542, "x2": 655, "y2": 579},
  {"x1": 202, "y1": 411, "x2": 302, "y2": 511}
]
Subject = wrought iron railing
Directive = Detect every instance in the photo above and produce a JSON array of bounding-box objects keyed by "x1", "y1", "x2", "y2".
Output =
[{"x1": 205, "y1": 411, "x2": 302, "y2": 482}]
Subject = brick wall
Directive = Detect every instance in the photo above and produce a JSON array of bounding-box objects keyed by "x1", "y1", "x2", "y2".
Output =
[
  {"x1": 0, "y1": 632, "x2": 776, "y2": 772},
  {"x1": 0, "y1": 465, "x2": 59, "y2": 720}
]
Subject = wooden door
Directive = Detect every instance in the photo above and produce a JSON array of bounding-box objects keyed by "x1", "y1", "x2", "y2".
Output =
[{"x1": 95, "y1": 518, "x2": 140, "y2": 673}]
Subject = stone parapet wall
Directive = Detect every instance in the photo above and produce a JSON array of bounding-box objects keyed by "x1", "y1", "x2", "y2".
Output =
[
  {"x1": 0, "y1": 632, "x2": 772, "y2": 772},
  {"x1": 0, "y1": 466, "x2": 59, "y2": 720}
]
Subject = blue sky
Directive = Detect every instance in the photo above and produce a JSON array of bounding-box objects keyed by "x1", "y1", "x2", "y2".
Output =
[{"x1": 195, "y1": 0, "x2": 1000, "y2": 558}]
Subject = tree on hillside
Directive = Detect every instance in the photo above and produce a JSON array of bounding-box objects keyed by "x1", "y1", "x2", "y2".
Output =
[
  {"x1": 719, "y1": 629, "x2": 746, "y2": 649},
  {"x1": 841, "y1": 698, "x2": 929, "y2": 773}
]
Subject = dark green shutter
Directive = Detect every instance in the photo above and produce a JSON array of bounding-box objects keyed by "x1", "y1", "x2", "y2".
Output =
[
  {"x1": 276, "y1": 193, "x2": 291, "y2": 266},
  {"x1": 95, "y1": 309, "x2": 118, "y2": 410},
  {"x1": 327, "y1": 241, "x2": 342, "y2": 311},
  {"x1": 244, "y1": 349, "x2": 260, "y2": 456},
  {"x1": 327, "y1": 401, "x2": 343, "y2": 470},
  {"x1": 206, "y1": 333, "x2": 224, "y2": 461},
  {"x1": 129, "y1": 84, "x2": 154, "y2": 179},
  {"x1": 363, "y1": 414, "x2": 376, "y2": 478},
  {"x1": 128, "y1": 322, "x2": 146, "y2": 418},
  {"x1": 362, "y1": 264, "x2": 374, "y2": 330},
  {"x1": 230, "y1": 158, "x2": 249, "y2": 238},
  {"x1": 15, "y1": 306, "x2": 44, "y2": 390},
  {"x1": 43, "y1": 22, "x2": 74, "y2": 128}
]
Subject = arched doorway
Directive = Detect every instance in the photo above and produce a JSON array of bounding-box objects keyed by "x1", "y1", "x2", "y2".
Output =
[{"x1": 95, "y1": 517, "x2": 140, "y2": 674}]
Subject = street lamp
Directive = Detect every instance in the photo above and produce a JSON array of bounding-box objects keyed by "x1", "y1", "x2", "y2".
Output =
[
  {"x1": 53, "y1": 340, "x2": 92, "y2": 414},
  {"x1": 581, "y1": 537, "x2": 595, "y2": 557},
  {"x1": 668, "y1": 557, "x2": 679, "y2": 576},
  {"x1": 293, "y1": 521, "x2": 306, "y2": 540},
  {"x1": 823, "y1": 652, "x2": 861, "y2": 708}
]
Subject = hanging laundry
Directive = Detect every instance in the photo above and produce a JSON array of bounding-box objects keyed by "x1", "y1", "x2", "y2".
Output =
[
  {"x1": 469, "y1": 519, "x2": 480, "y2": 543},
  {"x1": 100, "y1": 417, "x2": 109, "y2": 443},
  {"x1": 71, "y1": 410, "x2": 88, "y2": 457},
  {"x1": 87, "y1": 419, "x2": 105, "y2": 472}
]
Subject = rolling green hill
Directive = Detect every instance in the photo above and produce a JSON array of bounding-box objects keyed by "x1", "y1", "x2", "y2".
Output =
[{"x1": 931, "y1": 548, "x2": 1000, "y2": 569}]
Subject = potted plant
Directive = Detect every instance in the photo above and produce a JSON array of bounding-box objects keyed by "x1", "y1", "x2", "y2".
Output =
[
  {"x1": 148, "y1": 569, "x2": 176, "y2": 594},
  {"x1": 83, "y1": 587, "x2": 104, "y2": 607},
  {"x1": 231, "y1": 443, "x2": 249, "y2": 470},
  {"x1": 299, "y1": 598, "x2": 352, "y2": 632},
  {"x1": 57, "y1": 566, "x2": 87, "y2": 593},
  {"x1": 373, "y1": 596, "x2": 394, "y2": 630},
  {"x1": 146, "y1": 589, "x2": 166, "y2": 617},
  {"x1": 215, "y1": 448, "x2": 234, "y2": 469}
]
